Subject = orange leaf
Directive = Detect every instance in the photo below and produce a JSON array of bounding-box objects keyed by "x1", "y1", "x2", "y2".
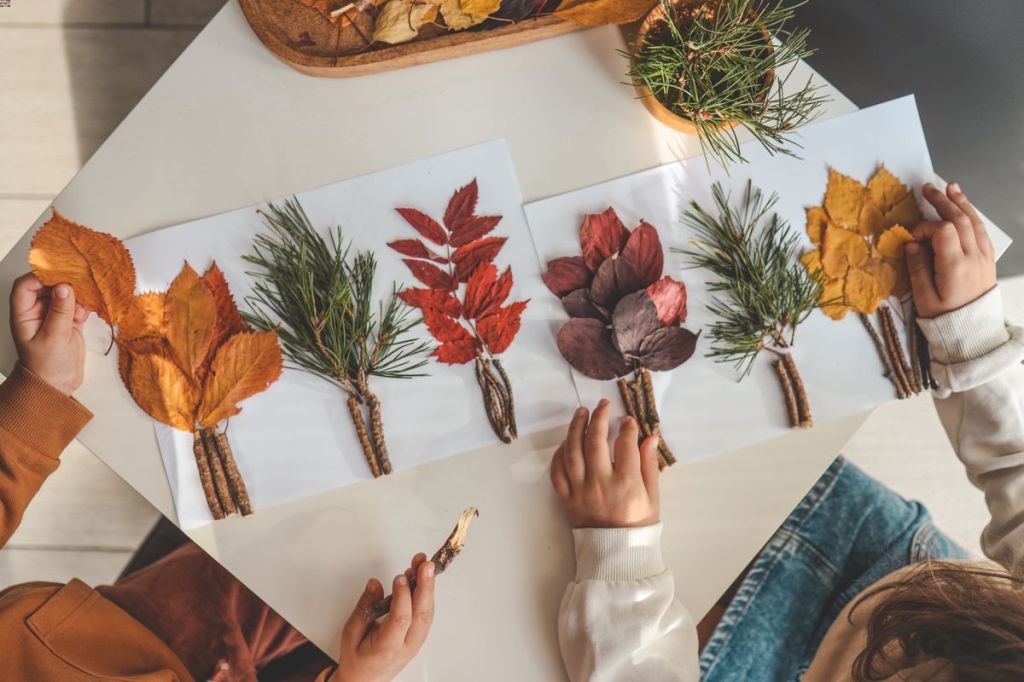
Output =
[
  {"x1": 117, "y1": 335, "x2": 171, "y2": 388},
  {"x1": 28, "y1": 210, "x2": 136, "y2": 325},
  {"x1": 555, "y1": 0, "x2": 656, "y2": 26},
  {"x1": 203, "y1": 263, "x2": 250, "y2": 354},
  {"x1": 126, "y1": 352, "x2": 197, "y2": 432},
  {"x1": 165, "y1": 263, "x2": 217, "y2": 379},
  {"x1": 119, "y1": 293, "x2": 165, "y2": 342},
  {"x1": 198, "y1": 331, "x2": 283, "y2": 428}
]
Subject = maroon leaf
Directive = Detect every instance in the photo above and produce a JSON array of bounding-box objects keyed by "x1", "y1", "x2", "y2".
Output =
[
  {"x1": 396, "y1": 208, "x2": 447, "y2": 245},
  {"x1": 477, "y1": 300, "x2": 528, "y2": 354},
  {"x1": 556, "y1": 318, "x2": 631, "y2": 380},
  {"x1": 638, "y1": 326, "x2": 699, "y2": 371},
  {"x1": 542, "y1": 256, "x2": 591, "y2": 297},
  {"x1": 612, "y1": 290, "x2": 661, "y2": 355},
  {"x1": 444, "y1": 180, "x2": 479, "y2": 232},
  {"x1": 422, "y1": 307, "x2": 473, "y2": 345},
  {"x1": 452, "y1": 236, "x2": 507, "y2": 281},
  {"x1": 590, "y1": 257, "x2": 643, "y2": 308},
  {"x1": 620, "y1": 221, "x2": 664, "y2": 287},
  {"x1": 450, "y1": 215, "x2": 502, "y2": 248},
  {"x1": 561, "y1": 289, "x2": 606, "y2": 320},
  {"x1": 388, "y1": 239, "x2": 447, "y2": 263},
  {"x1": 645, "y1": 276, "x2": 687, "y2": 326},
  {"x1": 463, "y1": 263, "x2": 513, "y2": 319},
  {"x1": 435, "y1": 338, "x2": 479, "y2": 364},
  {"x1": 403, "y1": 259, "x2": 454, "y2": 290},
  {"x1": 399, "y1": 288, "x2": 462, "y2": 316},
  {"x1": 580, "y1": 207, "x2": 629, "y2": 271}
]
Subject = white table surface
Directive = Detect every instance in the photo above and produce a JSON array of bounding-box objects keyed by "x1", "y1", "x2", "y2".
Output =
[{"x1": 0, "y1": 4, "x2": 892, "y2": 679}]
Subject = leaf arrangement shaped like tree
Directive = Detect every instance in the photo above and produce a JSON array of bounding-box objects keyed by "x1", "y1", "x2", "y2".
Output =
[
  {"x1": 29, "y1": 211, "x2": 284, "y2": 520},
  {"x1": 244, "y1": 198, "x2": 430, "y2": 479},
  {"x1": 542, "y1": 207, "x2": 698, "y2": 468},
  {"x1": 390, "y1": 180, "x2": 528, "y2": 444},
  {"x1": 678, "y1": 181, "x2": 820, "y2": 429}
]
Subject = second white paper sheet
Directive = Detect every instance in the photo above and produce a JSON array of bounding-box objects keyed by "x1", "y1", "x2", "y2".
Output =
[{"x1": 125, "y1": 140, "x2": 577, "y2": 529}]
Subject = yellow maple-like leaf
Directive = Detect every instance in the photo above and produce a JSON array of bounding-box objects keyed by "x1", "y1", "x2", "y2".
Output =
[
  {"x1": 844, "y1": 268, "x2": 884, "y2": 314},
  {"x1": 555, "y1": 0, "x2": 656, "y2": 25},
  {"x1": 119, "y1": 292, "x2": 165, "y2": 342},
  {"x1": 823, "y1": 167, "x2": 867, "y2": 230},
  {"x1": 440, "y1": 0, "x2": 498, "y2": 29},
  {"x1": 876, "y1": 224, "x2": 915, "y2": 260},
  {"x1": 127, "y1": 352, "x2": 197, "y2": 432},
  {"x1": 165, "y1": 263, "x2": 217, "y2": 379},
  {"x1": 373, "y1": 0, "x2": 439, "y2": 44},
  {"x1": 28, "y1": 210, "x2": 136, "y2": 325},
  {"x1": 197, "y1": 331, "x2": 284, "y2": 429}
]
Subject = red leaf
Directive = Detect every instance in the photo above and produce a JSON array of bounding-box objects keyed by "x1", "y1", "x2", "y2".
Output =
[
  {"x1": 638, "y1": 326, "x2": 699, "y2": 371},
  {"x1": 396, "y1": 208, "x2": 447, "y2": 245},
  {"x1": 580, "y1": 207, "x2": 629, "y2": 271},
  {"x1": 422, "y1": 307, "x2": 474, "y2": 345},
  {"x1": 645, "y1": 276, "x2": 687, "y2": 326},
  {"x1": 388, "y1": 239, "x2": 447, "y2": 263},
  {"x1": 612, "y1": 290, "x2": 661, "y2": 355},
  {"x1": 450, "y1": 214, "x2": 502, "y2": 248},
  {"x1": 463, "y1": 263, "x2": 513, "y2": 320},
  {"x1": 453, "y1": 236, "x2": 507, "y2": 281},
  {"x1": 399, "y1": 288, "x2": 462, "y2": 316},
  {"x1": 590, "y1": 256, "x2": 642, "y2": 308},
  {"x1": 444, "y1": 180, "x2": 479, "y2": 232},
  {"x1": 477, "y1": 300, "x2": 528, "y2": 354},
  {"x1": 542, "y1": 256, "x2": 591, "y2": 297},
  {"x1": 403, "y1": 259, "x2": 454, "y2": 290},
  {"x1": 434, "y1": 338, "x2": 479, "y2": 365},
  {"x1": 620, "y1": 221, "x2": 664, "y2": 286},
  {"x1": 556, "y1": 318, "x2": 631, "y2": 380}
]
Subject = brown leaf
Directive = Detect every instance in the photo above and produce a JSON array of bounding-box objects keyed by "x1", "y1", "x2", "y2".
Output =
[
  {"x1": 165, "y1": 263, "x2": 217, "y2": 378},
  {"x1": 372, "y1": 0, "x2": 439, "y2": 44},
  {"x1": 555, "y1": 0, "x2": 657, "y2": 26},
  {"x1": 396, "y1": 208, "x2": 447, "y2": 245},
  {"x1": 611, "y1": 290, "x2": 660, "y2": 355},
  {"x1": 542, "y1": 256, "x2": 591, "y2": 297},
  {"x1": 388, "y1": 238, "x2": 447, "y2": 263},
  {"x1": 580, "y1": 207, "x2": 629, "y2": 271},
  {"x1": 556, "y1": 318, "x2": 631, "y2": 380},
  {"x1": 452, "y1": 236, "x2": 506, "y2": 281},
  {"x1": 439, "y1": 0, "x2": 500, "y2": 30},
  {"x1": 28, "y1": 210, "x2": 136, "y2": 325},
  {"x1": 561, "y1": 289, "x2": 606, "y2": 320},
  {"x1": 620, "y1": 221, "x2": 663, "y2": 287},
  {"x1": 127, "y1": 352, "x2": 197, "y2": 432},
  {"x1": 638, "y1": 326, "x2": 699, "y2": 371},
  {"x1": 477, "y1": 300, "x2": 528, "y2": 355},
  {"x1": 119, "y1": 293, "x2": 165, "y2": 342},
  {"x1": 590, "y1": 256, "x2": 642, "y2": 308},
  {"x1": 198, "y1": 331, "x2": 284, "y2": 428}
]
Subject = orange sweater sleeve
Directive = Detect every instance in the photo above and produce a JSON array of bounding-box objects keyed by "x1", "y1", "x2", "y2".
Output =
[{"x1": 0, "y1": 363, "x2": 92, "y2": 549}]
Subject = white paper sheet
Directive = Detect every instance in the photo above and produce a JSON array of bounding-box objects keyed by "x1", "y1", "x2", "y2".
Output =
[
  {"x1": 523, "y1": 96, "x2": 1012, "y2": 467},
  {"x1": 125, "y1": 140, "x2": 578, "y2": 529}
]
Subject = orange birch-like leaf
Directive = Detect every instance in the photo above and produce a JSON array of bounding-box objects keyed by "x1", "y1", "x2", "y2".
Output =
[
  {"x1": 119, "y1": 292, "x2": 165, "y2": 342},
  {"x1": 28, "y1": 210, "x2": 136, "y2": 325},
  {"x1": 555, "y1": 0, "x2": 657, "y2": 26},
  {"x1": 117, "y1": 335, "x2": 172, "y2": 389},
  {"x1": 127, "y1": 352, "x2": 197, "y2": 432},
  {"x1": 203, "y1": 263, "x2": 250, "y2": 352},
  {"x1": 197, "y1": 331, "x2": 283, "y2": 428},
  {"x1": 165, "y1": 263, "x2": 217, "y2": 378}
]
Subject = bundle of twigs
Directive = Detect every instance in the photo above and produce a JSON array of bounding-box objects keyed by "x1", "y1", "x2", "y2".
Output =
[
  {"x1": 617, "y1": 368, "x2": 676, "y2": 469},
  {"x1": 192, "y1": 427, "x2": 253, "y2": 518},
  {"x1": 859, "y1": 303, "x2": 934, "y2": 399}
]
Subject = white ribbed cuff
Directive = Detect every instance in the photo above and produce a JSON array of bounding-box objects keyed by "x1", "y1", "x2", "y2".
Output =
[
  {"x1": 917, "y1": 286, "x2": 1008, "y2": 364},
  {"x1": 572, "y1": 523, "x2": 666, "y2": 582}
]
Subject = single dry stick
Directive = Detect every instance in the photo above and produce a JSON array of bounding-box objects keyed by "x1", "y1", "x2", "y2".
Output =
[
  {"x1": 365, "y1": 387, "x2": 392, "y2": 475},
  {"x1": 494, "y1": 359, "x2": 518, "y2": 439},
  {"x1": 782, "y1": 353, "x2": 813, "y2": 428},
  {"x1": 371, "y1": 507, "x2": 479, "y2": 619},
  {"x1": 192, "y1": 431, "x2": 225, "y2": 520},
  {"x1": 213, "y1": 431, "x2": 254, "y2": 516},
  {"x1": 879, "y1": 306, "x2": 914, "y2": 397},
  {"x1": 773, "y1": 359, "x2": 801, "y2": 428},
  {"x1": 859, "y1": 313, "x2": 907, "y2": 399},
  {"x1": 202, "y1": 429, "x2": 237, "y2": 515},
  {"x1": 907, "y1": 307, "x2": 923, "y2": 393},
  {"x1": 915, "y1": 323, "x2": 936, "y2": 390},
  {"x1": 347, "y1": 395, "x2": 381, "y2": 478}
]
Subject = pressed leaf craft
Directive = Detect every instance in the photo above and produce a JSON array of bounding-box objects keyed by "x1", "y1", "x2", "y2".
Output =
[
  {"x1": 543, "y1": 207, "x2": 698, "y2": 468},
  {"x1": 29, "y1": 212, "x2": 283, "y2": 520},
  {"x1": 389, "y1": 180, "x2": 528, "y2": 444},
  {"x1": 244, "y1": 199, "x2": 431, "y2": 479}
]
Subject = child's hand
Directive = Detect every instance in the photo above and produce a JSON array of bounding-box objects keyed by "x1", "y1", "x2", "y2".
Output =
[
  {"x1": 550, "y1": 399, "x2": 661, "y2": 529},
  {"x1": 331, "y1": 554, "x2": 435, "y2": 682},
  {"x1": 9, "y1": 273, "x2": 90, "y2": 395},
  {"x1": 907, "y1": 182, "x2": 997, "y2": 318}
]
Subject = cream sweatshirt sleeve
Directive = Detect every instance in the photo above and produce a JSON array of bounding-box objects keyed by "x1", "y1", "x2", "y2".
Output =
[
  {"x1": 557, "y1": 523, "x2": 700, "y2": 682},
  {"x1": 917, "y1": 285, "x2": 1024, "y2": 573}
]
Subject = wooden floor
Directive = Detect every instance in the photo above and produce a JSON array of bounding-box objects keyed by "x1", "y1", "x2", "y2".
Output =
[{"x1": 0, "y1": 0, "x2": 1017, "y2": 591}]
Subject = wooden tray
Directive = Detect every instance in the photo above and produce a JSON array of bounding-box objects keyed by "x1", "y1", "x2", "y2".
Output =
[{"x1": 239, "y1": 0, "x2": 584, "y2": 78}]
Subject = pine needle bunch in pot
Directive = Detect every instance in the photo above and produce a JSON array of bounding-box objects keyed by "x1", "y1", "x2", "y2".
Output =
[
  {"x1": 243, "y1": 198, "x2": 431, "y2": 479},
  {"x1": 626, "y1": 0, "x2": 827, "y2": 169},
  {"x1": 678, "y1": 180, "x2": 823, "y2": 428},
  {"x1": 543, "y1": 207, "x2": 700, "y2": 468}
]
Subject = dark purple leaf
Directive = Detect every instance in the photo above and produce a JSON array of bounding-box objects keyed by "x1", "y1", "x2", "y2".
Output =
[
  {"x1": 620, "y1": 221, "x2": 664, "y2": 287},
  {"x1": 543, "y1": 256, "x2": 591, "y2": 297},
  {"x1": 561, "y1": 289, "x2": 606, "y2": 320},
  {"x1": 638, "y1": 326, "x2": 700, "y2": 371},
  {"x1": 556, "y1": 318, "x2": 631, "y2": 380},
  {"x1": 590, "y1": 256, "x2": 643, "y2": 308},
  {"x1": 612, "y1": 290, "x2": 661, "y2": 355}
]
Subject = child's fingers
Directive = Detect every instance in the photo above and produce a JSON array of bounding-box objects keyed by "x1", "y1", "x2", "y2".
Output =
[
  {"x1": 946, "y1": 182, "x2": 994, "y2": 256},
  {"x1": 638, "y1": 435, "x2": 661, "y2": 502},
  {"x1": 612, "y1": 416, "x2": 641, "y2": 479},
  {"x1": 404, "y1": 553, "x2": 427, "y2": 582},
  {"x1": 922, "y1": 183, "x2": 976, "y2": 254},
  {"x1": 40, "y1": 284, "x2": 77, "y2": 339},
  {"x1": 377, "y1": 575, "x2": 414, "y2": 649},
  {"x1": 912, "y1": 222, "x2": 962, "y2": 267},
  {"x1": 584, "y1": 400, "x2": 612, "y2": 481},
  {"x1": 563, "y1": 407, "x2": 588, "y2": 485},
  {"x1": 905, "y1": 242, "x2": 938, "y2": 308},
  {"x1": 72, "y1": 303, "x2": 90, "y2": 327},
  {"x1": 550, "y1": 444, "x2": 572, "y2": 499},
  {"x1": 405, "y1": 560, "x2": 435, "y2": 650},
  {"x1": 341, "y1": 578, "x2": 384, "y2": 650}
]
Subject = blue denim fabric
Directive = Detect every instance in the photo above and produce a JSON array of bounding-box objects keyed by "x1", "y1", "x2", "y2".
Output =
[{"x1": 700, "y1": 456, "x2": 968, "y2": 681}]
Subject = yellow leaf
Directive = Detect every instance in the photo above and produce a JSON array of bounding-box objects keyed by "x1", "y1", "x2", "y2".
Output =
[
  {"x1": 823, "y1": 167, "x2": 867, "y2": 230},
  {"x1": 127, "y1": 352, "x2": 197, "y2": 432},
  {"x1": 819, "y1": 277, "x2": 847, "y2": 320},
  {"x1": 165, "y1": 263, "x2": 217, "y2": 379},
  {"x1": 800, "y1": 250, "x2": 822, "y2": 276},
  {"x1": 805, "y1": 206, "x2": 828, "y2": 245},
  {"x1": 198, "y1": 331, "x2": 284, "y2": 428},
  {"x1": 881, "y1": 193, "x2": 923, "y2": 231},
  {"x1": 28, "y1": 210, "x2": 136, "y2": 325},
  {"x1": 555, "y1": 0, "x2": 657, "y2": 25},
  {"x1": 876, "y1": 224, "x2": 915, "y2": 260},
  {"x1": 866, "y1": 164, "x2": 909, "y2": 213},
  {"x1": 822, "y1": 224, "x2": 868, "y2": 279},
  {"x1": 440, "y1": 0, "x2": 498, "y2": 29},
  {"x1": 844, "y1": 268, "x2": 884, "y2": 314},
  {"x1": 119, "y1": 292, "x2": 165, "y2": 342},
  {"x1": 373, "y1": 0, "x2": 439, "y2": 44}
]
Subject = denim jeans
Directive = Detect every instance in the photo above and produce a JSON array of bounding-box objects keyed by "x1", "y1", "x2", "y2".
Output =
[{"x1": 700, "y1": 456, "x2": 968, "y2": 681}]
